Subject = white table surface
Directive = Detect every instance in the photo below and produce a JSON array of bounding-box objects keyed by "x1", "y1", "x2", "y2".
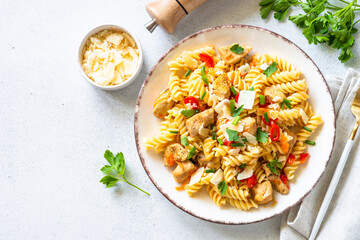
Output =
[{"x1": 1, "y1": 0, "x2": 359, "y2": 239}]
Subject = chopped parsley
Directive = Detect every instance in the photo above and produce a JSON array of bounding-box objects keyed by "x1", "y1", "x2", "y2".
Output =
[
  {"x1": 230, "y1": 44, "x2": 244, "y2": 54},
  {"x1": 263, "y1": 62, "x2": 278, "y2": 77},
  {"x1": 217, "y1": 180, "x2": 228, "y2": 197},
  {"x1": 181, "y1": 109, "x2": 198, "y2": 118},
  {"x1": 226, "y1": 128, "x2": 240, "y2": 142},
  {"x1": 181, "y1": 136, "x2": 189, "y2": 146},
  {"x1": 256, "y1": 128, "x2": 268, "y2": 143}
]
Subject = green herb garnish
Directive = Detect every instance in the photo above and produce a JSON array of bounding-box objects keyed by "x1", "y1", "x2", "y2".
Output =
[
  {"x1": 303, "y1": 126, "x2": 312, "y2": 132},
  {"x1": 184, "y1": 69, "x2": 192, "y2": 77},
  {"x1": 218, "y1": 138, "x2": 224, "y2": 145},
  {"x1": 212, "y1": 132, "x2": 216, "y2": 140},
  {"x1": 230, "y1": 142, "x2": 244, "y2": 147},
  {"x1": 181, "y1": 136, "x2": 189, "y2": 146},
  {"x1": 305, "y1": 140, "x2": 316, "y2": 145},
  {"x1": 226, "y1": 128, "x2": 240, "y2": 142},
  {"x1": 248, "y1": 86, "x2": 255, "y2": 91},
  {"x1": 230, "y1": 99, "x2": 236, "y2": 114},
  {"x1": 169, "y1": 130, "x2": 179, "y2": 134},
  {"x1": 201, "y1": 66, "x2": 209, "y2": 85},
  {"x1": 200, "y1": 91, "x2": 207, "y2": 100},
  {"x1": 281, "y1": 99, "x2": 292, "y2": 110},
  {"x1": 217, "y1": 180, "x2": 228, "y2": 197},
  {"x1": 205, "y1": 169, "x2": 216, "y2": 173},
  {"x1": 263, "y1": 112, "x2": 270, "y2": 123},
  {"x1": 230, "y1": 44, "x2": 244, "y2": 54},
  {"x1": 260, "y1": 95, "x2": 265, "y2": 105},
  {"x1": 263, "y1": 62, "x2": 278, "y2": 77},
  {"x1": 239, "y1": 164, "x2": 247, "y2": 169},
  {"x1": 100, "y1": 150, "x2": 150, "y2": 195},
  {"x1": 230, "y1": 86, "x2": 237, "y2": 96},
  {"x1": 187, "y1": 146, "x2": 196, "y2": 159},
  {"x1": 181, "y1": 109, "x2": 197, "y2": 118},
  {"x1": 232, "y1": 116, "x2": 241, "y2": 125},
  {"x1": 256, "y1": 128, "x2": 269, "y2": 143},
  {"x1": 233, "y1": 104, "x2": 244, "y2": 117}
]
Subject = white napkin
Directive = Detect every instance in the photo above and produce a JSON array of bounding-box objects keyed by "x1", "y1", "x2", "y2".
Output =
[{"x1": 280, "y1": 68, "x2": 360, "y2": 240}]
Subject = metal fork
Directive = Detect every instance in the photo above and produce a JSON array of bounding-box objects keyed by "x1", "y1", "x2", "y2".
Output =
[{"x1": 309, "y1": 87, "x2": 360, "y2": 240}]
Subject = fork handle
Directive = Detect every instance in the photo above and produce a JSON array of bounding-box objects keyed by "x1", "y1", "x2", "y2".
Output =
[{"x1": 309, "y1": 139, "x2": 355, "y2": 240}]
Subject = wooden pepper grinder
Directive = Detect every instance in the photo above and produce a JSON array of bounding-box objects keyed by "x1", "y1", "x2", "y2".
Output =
[{"x1": 145, "y1": 0, "x2": 208, "y2": 34}]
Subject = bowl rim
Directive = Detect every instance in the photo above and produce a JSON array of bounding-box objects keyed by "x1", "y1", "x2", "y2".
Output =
[
  {"x1": 77, "y1": 24, "x2": 143, "y2": 91},
  {"x1": 134, "y1": 24, "x2": 336, "y2": 225}
]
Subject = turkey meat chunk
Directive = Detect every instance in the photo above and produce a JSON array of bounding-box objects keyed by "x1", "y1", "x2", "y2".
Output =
[
  {"x1": 164, "y1": 143, "x2": 188, "y2": 167},
  {"x1": 172, "y1": 160, "x2": 195, "y2": 183},
  {"x1": 212, "y1": 74, "x2": 231, "y2": 101},
  {"x1": 218, "y1": 44, "x2": 252, "y2": 65},
  {"x1": 153, "y1": 89, "x2": 174, "y2": 119},
  {"x1": 186, "y1": 109, "x2": 215, "y2": 138},
  {"x1": 251, "y1": 181, "x2": 273, "y2": 204}
]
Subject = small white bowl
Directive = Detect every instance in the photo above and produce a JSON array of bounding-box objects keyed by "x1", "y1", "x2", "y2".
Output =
[{"x1": 78, "y1": 24, "x2": 143, "y2": 91}]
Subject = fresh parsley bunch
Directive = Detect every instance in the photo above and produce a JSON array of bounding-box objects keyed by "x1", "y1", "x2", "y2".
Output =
[
  {"x1": 100, "y1": 150, "x2": 150, "y2": 195},
  {"x1": 260, "y1": 0, "x2": 360, "y2": 62}
]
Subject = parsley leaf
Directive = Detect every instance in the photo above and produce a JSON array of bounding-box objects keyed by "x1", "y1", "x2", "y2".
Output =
[
  {"x1": 266, "y1": 157, "x2": 283, "y2": 175},
  {"x1": 181, "y1": 109, "x2": 197, "y2": 118},
  {"x1": 248, "y1": 86, "x2": 255, "y2": 91},
  {"x1": 266, "y1": 163, "x2": 279, "y2": 175},
  {"x1": 256, "y1": 128, "x2": 268, "y2": 143},
  {"x1": 100, "y1": 150, "x2": 150, "y2": 195},
  {"x1": 230, "y1": 44, "x2": 244, "y2": 54},
  {"x1": 217, "y1": 180, "x2": 228, "y2": 197},
  {"x1": 281, "y1": 99, "x2": 292, "y2": 109},
  {"x1": 239, "y1": 164, "x2": 247, "y2": 169},
  {"x1": 263, "y1": 62, "x2": 278, "y2": 77},
  {"x1": 226, "y1": 128, "x2": 240, "y2": 142}
]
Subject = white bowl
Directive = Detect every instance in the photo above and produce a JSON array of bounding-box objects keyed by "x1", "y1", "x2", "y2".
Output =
[
  {"x1": 134, "y1": 25, "x2": 336, "y2": 224},
  {"x1": 78, "y1": 24, "x2": 143, "y2": 91}
]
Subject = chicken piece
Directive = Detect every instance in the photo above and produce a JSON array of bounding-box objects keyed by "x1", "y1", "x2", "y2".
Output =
[
  {"x1": 268, "y1": 175, "x2": 289, "y2": 195},
  {"x1": 251, "y1": 181, "x2": 273, "y2": 204},
  {"x1": 218, "y1": 44, "x2": 253, "y2": 65},
  {"x1": 197, "y1": 153, "x2": 221, "y2": 169},
  {"x1": 153, "y1": 89, "x2": 174, "y2": 119},
  {"x1": 172, "y1": 160, "x2": 195, "y2": 183},
  {"x1": 212, "y1": 74, "x2": 231, "y2": 101},
  {"x1": 263, "y1": 86, "x2": 286, "y2": 104},
  {"x1": 186, "y1": 109, "x2": 215, "y2": 138},
  {"x1": 240, "y1": 117, "x2": 257, "y2": 135},
  {"x1": 262, "y1": 163, "x2": 272, "y2": 178},
  {"x1": 164, "y1": 143, "x2": 188, "y2": 167}
]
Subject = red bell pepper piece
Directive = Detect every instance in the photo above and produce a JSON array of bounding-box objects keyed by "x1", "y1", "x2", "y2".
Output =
[
  {"x1": 199, "y1": 53, "x2": 214, "y2": 67},
  {"x1": 280, "y1": 173, "x2": 289, "y2": 189},
  {"x1": 299, "y1": 153, "x2": 310, "y2": 164},
  {"x1": 287, "y1": 153, "x2": 296, "y2": 165}
]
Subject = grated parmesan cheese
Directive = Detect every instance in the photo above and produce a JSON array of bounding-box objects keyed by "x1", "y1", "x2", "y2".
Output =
[{"x1": 82, "y1": 30, "x2": 139, "y2": 86}]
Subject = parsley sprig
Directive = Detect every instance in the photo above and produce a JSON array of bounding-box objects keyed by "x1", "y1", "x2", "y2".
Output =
[
  {"x1": 259, "y1": 0, "x2": 360, "y2": 62},
  {"x1": 100, "y1": 150, "x2": 150, "y2": 195},
  {"x1": 266, "y1": 157, "x2": 283, "y2": 175}
]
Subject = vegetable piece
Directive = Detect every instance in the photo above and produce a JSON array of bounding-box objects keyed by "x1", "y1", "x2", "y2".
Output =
[
  {"x1": 205, "y1": 169, "x2": 216, "y2": 173},
  {"x1": 281, "y1": 99, "x2": 292, "y2": 110},
  {"x1": 184, "y1": 96, "x2": 199, "y2": 110},
  {"x1": 100, "y1": 150, "x2": 150, "y2": 195},
  {"x1": 247, "y1": 174, "x2": 257, "y2": 189},
  {"x1": 287, "y1": 153, "x2": 296, "y2": 165},
  {"x1": 226, "y1": 128, "x2": 240, "y2": 142},
  {"x1": 299, "y1": 153, "x2": 310, "y2": 164},
  {"x1": 263, "y1": 112, "x2": 270, "y2": 123},
  {"x1": 232, "y1": 116, "x2": 241, "y2": 125},
  {"x1": 230, "y1": 86, "x2": 237, "y2": 96},
  {"x1": 256, "y1": 128, "x2": 269, "y2": 143},
  {"x1": 266, "y1": 163, "x2": 279, "y2": 175},
  {"x1": 181, "y1": 109, "x2": 197, "y2": 118},
  {"x1": 248, "y1": 86, "x2": 255, "y2": 91},
  {"x1": 199, "y1": 53, "x2": 214, "y2": 67},
  {"x1": 230, "y1": 142, "x2": 244, "y2": 147},
  {"x1": 169, "y1": 130, "x2": 178, "y2": 134},
  {"x1": 280, "y1": 173, "x2": 289, "y2": 189},
  {"x1": 184, "y1": 69, "x2": 192, "y2": 77},
  {"x1": 181, "y1": 136, "x2": 189, "y2": 146},
  {"x1": 305, "y1": 140, "x2": 316, "y2": 145},
  {"x1": 263, "y1": 62, "x2": 278, "y2": 77},
  {"x1": 201, "y1": 66, "x2": 209, "y2": 85},
  {"x1": 280, "y1": 136, "x2": 290, "y2": 153},
  {"x1": 235, "y1": 93, "x2": 240, "y2": 102},
  {"x1": 217, "y1": 180, "x2": 228, "y2": 196},
  {"x1": 218, "y1": 138, "x2": 224, "y2": 145},
  {"x1": 302, "y1": 126, "x2": 313, "y2": 132},
  {"x1": 239, "y1": 164, "x2": 247, "y2": 169},
  {"x1": 230, "y1": 44, "x2": 245, "y2": 54},
  {"x1": 233, "y1": 104, "x2": 244, "y2": 117},
  {"x1": 269, "y1": 122, "x2": 280, "y2": 141},
  {"x1": 259, "y1": 95, "x2": 265, "y2": 105},
  {"x1": 200, "y1": 91, "x2": 207, "y2": 100},
  {"x1": 212, "y1": 132, "x2": 216, "y2": 140},
  {"x1": 230, "y1": 99, "x2": 236, "y2": 114},
  {"x1": 187, "y1": 146, "x2": 196, "y2": 159}
]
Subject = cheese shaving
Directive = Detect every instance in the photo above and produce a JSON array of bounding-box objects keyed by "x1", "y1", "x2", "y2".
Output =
[{"x1": 189, "y1": 167, "x2": 204, "y2": 185}]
